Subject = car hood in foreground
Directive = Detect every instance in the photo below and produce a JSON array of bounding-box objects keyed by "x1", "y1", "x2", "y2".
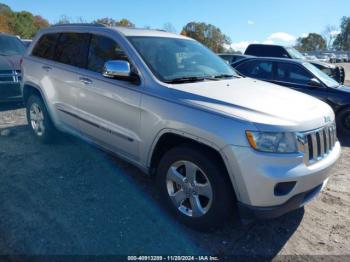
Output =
[
  {"x1": 334, "y1": 85, "x2": 350, "y2": 93},
  {"x1": 168, "y1": 78, "x2": 334, "y2": 132},
  {"x1": 0, "y1": 55, "x2": 21, "y2": 71}
]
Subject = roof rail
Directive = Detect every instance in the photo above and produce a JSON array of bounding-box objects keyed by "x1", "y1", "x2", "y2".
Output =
[{"x1": 51, "y1": 23, "x2": 106, "y2": 27}]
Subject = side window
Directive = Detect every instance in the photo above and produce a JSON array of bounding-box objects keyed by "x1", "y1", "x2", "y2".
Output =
[
  {"x1": 236, "y1": 60, "x2": 273, "y2": 80},
  {"x1": 88, "y1": 35, "x2": 129, "y2": 73},
  {"x1": 32, "y1": 33, "x2": 60, "y2": 60},
  {"x1": 276, "y1": 63, "x2": 312, "y2": 85},
  {"x1": 54, "y1": 33, "x2": 90, "y2": 68}
]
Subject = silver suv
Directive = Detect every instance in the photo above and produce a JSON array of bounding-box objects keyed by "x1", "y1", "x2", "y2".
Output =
[{"x1": 21, "y1": 24, "x2": 341, "y2": 230}]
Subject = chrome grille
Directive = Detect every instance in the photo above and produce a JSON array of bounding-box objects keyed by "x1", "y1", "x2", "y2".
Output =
[
  {"x1": 300, "y1": 124, "x2": 337, "y2": 165},
  {"x1": 0, "y1": 70, "x2": 21, "y2": 84}
]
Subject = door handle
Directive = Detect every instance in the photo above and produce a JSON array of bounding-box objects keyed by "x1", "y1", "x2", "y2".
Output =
[
  {"x1": 42, "y1": 65, "x2": 52, "y2": 72},
  {"x1": 79, "y1": 77, "x2": 93, "y2": 85}
]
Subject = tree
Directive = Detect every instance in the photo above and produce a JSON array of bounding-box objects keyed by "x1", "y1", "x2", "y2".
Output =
[
  {"x1": 295, "y1": 33, "x2": 326, "y2": 51},
  {"x1": 0, "y1": 11, "x2": 14, "y2": 33},
  {"x1": 323, "y1": 25, "x2": 339, "y2": 50},
  {"x1": 181, "y1": 22, "x2": 231, "y2": 53},
  {"x1": 117, "y1": 18, "x2": 134, "y2": 28},
  {"x1": 33, "y1": 15, "x2": 49, "y2": 30},
  {"x1": 0, "y1": 3, "x2": 11, "y2": 14},
  {"x1": 333, "y1": 16, "x2": 350, "y2": 51},
  {"x1": 94, "y1": 17, "x2": 134, "y2": 27},
  {"x1": 56, "y1": 15, "x2": 71, "y2": 24},
  {"x1": 162, "y1": 22, "x2": 177, "y2": 33},
  {"x1": 12, "y1": 11, "x2": 38, "y2": 39}
]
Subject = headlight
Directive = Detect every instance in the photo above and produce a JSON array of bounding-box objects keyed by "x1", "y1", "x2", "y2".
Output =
[{"x1": 246, "y1": 131, "x2": 298, "y2": 153}]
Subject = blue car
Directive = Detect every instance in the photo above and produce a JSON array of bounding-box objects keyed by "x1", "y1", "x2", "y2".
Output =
[
  {"x1": 0, "y1": 33, "x2": 25, "y2": 102},
  {"x1": 232, "y1": 56, "x2": 350, "y2": 135}
]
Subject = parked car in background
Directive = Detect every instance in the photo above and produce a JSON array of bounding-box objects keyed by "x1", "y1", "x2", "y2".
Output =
[
  {"x1": 21, "y1": 24, "x2": 341, "y2": 230},
  {"x1": 232, "y1": 56, "x2": 350, "y2": 135},
  {"x1": 244, "y1": 44, "x2": 345, "y2": 84},
  {"x1": 305, "y1": 55, "x2": 318, "y2": 61},
  {"x1": 335, "y1": 54, "x2": 343, "y2": 63},
  {"x1": 217, "y1": 53, "x2": 254, "y2": 64},
  {"x1": 324, "y1": 53, "x2": 337, "y2": 63},
  {"x1": 340, "y1": 54, "x2": 348, "y2": 63},
  {"x1": 21, "y1": 39, "x2": 32, "y2": 48},
  {"x1": 0, "y1": 33, "x2": 25, "y2": 102},
  {"x1": 316, "y1": 54, "x2": 330, "y2": 63}
]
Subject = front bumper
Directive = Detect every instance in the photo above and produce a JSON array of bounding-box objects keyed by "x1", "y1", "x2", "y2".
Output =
[
  {"x1": 0, "y1": 83, "x2": 22, "y2": 102},
  {"x1": 238, "y1": 180, "x2": 326, "y2": 219},
  {"x1": 222, "y1": 141, "x2": 341, "y2": 208}
]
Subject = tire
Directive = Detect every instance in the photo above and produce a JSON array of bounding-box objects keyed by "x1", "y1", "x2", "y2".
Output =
[
  {"x1": 156, "y1": 145, "x2": 236, "y2": 231},
  {"x1": 26, "y1": 95, "x2": 57, "y2": 143},
  {"x1": 336, "y1": 107, "x2": 350, "y2": 136}
]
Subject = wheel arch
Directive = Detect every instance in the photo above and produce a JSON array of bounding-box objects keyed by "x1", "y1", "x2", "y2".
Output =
[{"x1": 148, "y1": 130, "x2": 239, "y2": 199}]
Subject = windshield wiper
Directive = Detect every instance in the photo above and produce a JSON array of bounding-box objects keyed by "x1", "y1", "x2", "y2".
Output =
[
  {"x1": 164, "y1": 76, "x2": 212, "y2": 84},
  {"x1": 213, "y1": 74, "x2": 238, "y2": 79}
]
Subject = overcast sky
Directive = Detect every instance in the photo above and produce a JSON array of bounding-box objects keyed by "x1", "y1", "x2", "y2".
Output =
[{"x1": 3, "y1": 0, "x2": 348, "y2": 52}]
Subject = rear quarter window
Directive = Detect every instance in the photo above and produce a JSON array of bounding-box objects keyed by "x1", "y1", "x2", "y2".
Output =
[
  {"x1": 54, "y1": 33, "x2": 91, "y2": 68},
  {"x1": 32, "y1": 33, "x2": 60, "y2": 60}
]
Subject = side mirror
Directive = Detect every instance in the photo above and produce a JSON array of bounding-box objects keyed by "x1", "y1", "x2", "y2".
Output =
[
  {"x1": 102, "y1": 60, "x2": 131, "y2": 78},
  {"x1": 308, "y1": 78, "x2": 322, "y2": 88}
]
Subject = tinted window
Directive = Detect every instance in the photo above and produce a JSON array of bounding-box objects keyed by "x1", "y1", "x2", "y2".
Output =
[
  {"x1": 32, "y1": 34, "x2": 59, "y2": 59},
  {"x1": 236, "y1": 60, "x2": 273, "y2": 80},
  {"x1": 54, "y1": 33, "x2": 90, "y2": 68},
  {"x1": 220, "y1": 55, "x2": 233, "y2": 63},
  {"x1": 276, "y1": 63, "x2": 312, "y2": 85},
  {"x1": 88, "y1": 35, "x2": 128, "y2": 73},
  {"x1": 245, "y1": 45, "x2": 289, "y2": 58},
  {"x1": 0, "y1": 35, "x2": 26, "y2": 56}
]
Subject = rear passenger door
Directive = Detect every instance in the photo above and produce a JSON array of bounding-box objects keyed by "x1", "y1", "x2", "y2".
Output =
[
  {"x1": 77, "y1": 34, "x2": 142, "y2": 161},
  {"x1": 272, "y1": 62, "x2": 328, "y2": 102},
  {"x1": 46, "y1": 32, "x2": 90, "y2": 130}
]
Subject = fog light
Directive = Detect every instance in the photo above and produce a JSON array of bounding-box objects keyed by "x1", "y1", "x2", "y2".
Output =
[{"x1": 274, "y1": 182, "x2": 296, "y2": 196}]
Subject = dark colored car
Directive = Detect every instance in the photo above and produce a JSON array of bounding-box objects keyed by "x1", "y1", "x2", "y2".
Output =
[
  {"x1": 244, "y1": 44, "x2": 345, "y2": 84},
  {"x1": 21, "y1": 39, "x2": 32, "y2": 48},
  {"x1": 218, "y1": 53, "x2": 254, "y2": 64},
  {"x1": 232, "y1": 57, "x2": 350, "y2": 135},
  {"x1": 0, "y1": 33, "x2": 25, "y2": 102}
]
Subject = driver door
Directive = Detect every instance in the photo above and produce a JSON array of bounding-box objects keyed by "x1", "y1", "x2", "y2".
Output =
[
  {"x1": 77, "y1": 34, "x2": 142, "y2": 161},
  {"x1": 272, "y1": 62, "x2": 329, "y2": 103}
]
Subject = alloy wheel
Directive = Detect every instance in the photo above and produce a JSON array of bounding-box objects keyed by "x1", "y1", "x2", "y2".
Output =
[{"x1": 166, "y1": 160, "x2": 213, "y2": 218}]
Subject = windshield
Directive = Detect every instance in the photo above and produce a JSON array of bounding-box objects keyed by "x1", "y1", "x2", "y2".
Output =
[
  {"x1": 286, "y1": 47, "x2": 305, "y2": 60},
  {"x1": 303, "y1": 62, "x2": 339, "y2": 88},
  {"x1": 128, "y1": 36, "x2": 238, "y2": 83},
  {"x1": 0, "y1": 35, "x2": 26, "y2": 56}
]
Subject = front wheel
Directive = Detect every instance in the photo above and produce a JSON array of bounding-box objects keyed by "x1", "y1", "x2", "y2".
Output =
[
  {"x1": 336, "y1": 108, "x2": 350, "y2": 136},
  {"x1": 156, "y1": 146, "x2": 236, "y2": 230},
  {"x1": 26, "y1": 95, "x2": 57, "y2": 143}
]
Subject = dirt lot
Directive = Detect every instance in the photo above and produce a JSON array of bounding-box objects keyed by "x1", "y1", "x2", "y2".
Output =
[{"x1": 0, "y1": 82, "x2": 349, "y2": 259}]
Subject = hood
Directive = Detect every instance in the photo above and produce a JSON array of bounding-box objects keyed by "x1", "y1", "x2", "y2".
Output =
[
  {"x1": 168, "y1": 78, "x2": 334, "y2": 132},
  {"x1": 0, "y1": 55, "x2": 21, "y2": 71},
  {"x1": 309, "y1": 60, "x2": 335, "y2": 69},
  {"x1": 335, "y1": 85, "x2": 350, "y2": 93}
]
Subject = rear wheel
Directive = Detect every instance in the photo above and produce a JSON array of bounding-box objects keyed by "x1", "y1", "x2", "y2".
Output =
[
  {"x1": 156, "y1": 146, "x2": 236, "y2": 230},
  {"x1": 26, "y1": 95, "x2": 57, "y2": 143},
  {"x1": 336, "y1": 108, "x2": 350, "y2": 136}
]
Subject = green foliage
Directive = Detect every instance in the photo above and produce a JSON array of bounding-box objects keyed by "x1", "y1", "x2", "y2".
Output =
[
  {"x1": 0, "y1": 4, "x2": 49, "y2": 38},
  {"x1": 333, "y1": 16, "x2": 350, "y2": 51},
  {"x1": 295, "y1": 33, "x2": 326, "y2": 51},
  {"x1": 93, "y1": 17, "x2": 135, "y2": 27},
  {"x1": 181, "y1": 22, "x2": 231, "y2": 53}
]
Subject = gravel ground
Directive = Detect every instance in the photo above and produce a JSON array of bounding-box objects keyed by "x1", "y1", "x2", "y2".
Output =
[{"x1": 0, "y1": 83, "x2": 349, "y2": 259}]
